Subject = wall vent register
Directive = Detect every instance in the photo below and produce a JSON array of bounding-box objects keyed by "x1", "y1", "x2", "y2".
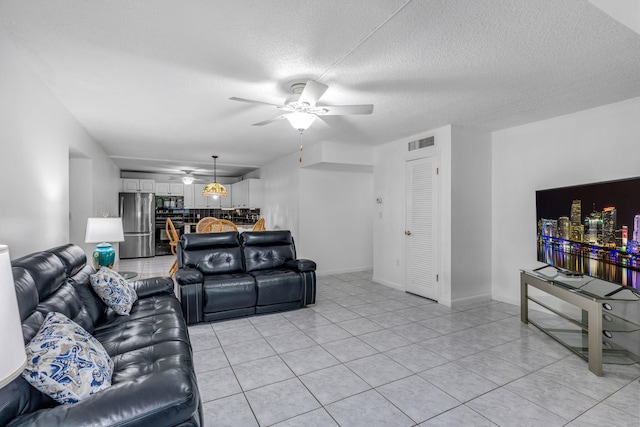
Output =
[{"x1": 408, "y1": 136, "x2": 434, "y2": 151}]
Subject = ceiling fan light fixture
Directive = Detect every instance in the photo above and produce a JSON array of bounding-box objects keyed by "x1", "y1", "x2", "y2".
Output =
[
  {"x1": 181, "y1": 175, "x2": 195, "y2": 185},
  {"x1": 286, "y1": 112, "x2": 316, "y2": 132},
  {"x1": 202, "y1": 155, "x2": 227, "y2": 198}
]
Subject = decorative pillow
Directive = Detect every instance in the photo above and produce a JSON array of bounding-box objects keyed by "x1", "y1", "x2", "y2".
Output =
[
  {"x1": 22, "y1": 312, "x2": 114, "y2": 405},
  {"x1": 90, "y1": 267, "x2": 138, "y2": 315}
]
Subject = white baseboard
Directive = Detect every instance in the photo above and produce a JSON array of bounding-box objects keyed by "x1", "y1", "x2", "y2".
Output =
[
  {"x1": 372, "y1": 276, "x2": 403, "y2": 291},
  {"x1": 316, "y1": 266, "x2": 373, "y2": 276},
  {"x1": 449, "y1": 293, "x2": 493, "y2": 309},
  {"x1": 491, "y1": 295, "x2": 521, "y2": 307}
]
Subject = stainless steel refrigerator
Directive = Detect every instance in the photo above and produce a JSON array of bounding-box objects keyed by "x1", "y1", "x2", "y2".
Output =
[{"x1": 119, "y1": 192, "x2": 155, "y2": 258}]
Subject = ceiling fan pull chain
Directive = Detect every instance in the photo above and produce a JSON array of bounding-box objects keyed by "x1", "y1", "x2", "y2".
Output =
[{"x1": 299, "y1": 132, "x2": 303, "y2": 163}]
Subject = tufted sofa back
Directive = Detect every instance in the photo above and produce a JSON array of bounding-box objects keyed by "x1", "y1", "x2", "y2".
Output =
[
  {"x1": 241, "y1": 231, "x2": 296, "y2": 272},
  {"x1": 11, "y1": 244, "x2": 103, "y2": 342},
  {"x1": 178, "y1": 232, "x2": 244, "y2": 275}
]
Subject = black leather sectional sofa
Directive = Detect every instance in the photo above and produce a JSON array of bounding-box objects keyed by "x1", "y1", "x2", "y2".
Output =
[
  {"x1": 175, "y1": 230, "x2": 316, "y2": 324},
  {"x1": 0, "y1": 244, "x2": 202, "y2": 426}
]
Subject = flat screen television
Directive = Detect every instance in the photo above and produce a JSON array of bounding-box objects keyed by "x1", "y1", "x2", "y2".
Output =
[{"x1": 536, "y1": 177, "x2": 640, "y2": 289}]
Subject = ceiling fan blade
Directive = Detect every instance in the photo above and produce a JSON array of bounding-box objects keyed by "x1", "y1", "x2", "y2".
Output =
[
  {"x1": 252, "y1": 115, "x2": 288, "y2": 126},
  {"x1": 317, "y1": 104, "x2": 374, "y2": 115},
  {"x1": 229, "y1": 97, "x2": 283, "y2": 108},
  {"x1": 312, "y1": 115, "x2": 330, "y2": 128},
  {"x1": 298, "y1": 80, "x2": 328, "y2": 106}
]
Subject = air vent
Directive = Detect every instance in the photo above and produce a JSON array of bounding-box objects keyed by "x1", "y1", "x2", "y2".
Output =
[{"x1": 408, "y1": 136, "x2": 434, "y2": 151}]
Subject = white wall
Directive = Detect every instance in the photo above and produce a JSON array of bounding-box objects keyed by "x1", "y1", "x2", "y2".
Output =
[
  {"x1": 260, "y1": 151, "x2": 301, "y2": 238},
  {"x1": 588, "y1": 0, "x2": 640, "y2": 34},
  {"x1": 492, "y1": 96, "x2": 640, "y2": 305},
  {"x1": 450, "y1": 126, "x2": 492, "y2": 304},
  {"x1": 260, "y1": 144, "x2": 374, "y2": 274},
  {"x1": 299, "y1": 167, "x2": 373, "y2": 274},
  {"x1": 0, "y1": 31, "x2": 120, "y2": 258}
]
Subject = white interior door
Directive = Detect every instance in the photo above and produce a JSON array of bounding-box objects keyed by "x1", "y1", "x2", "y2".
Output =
[{"x1": 405, "y1": 156, "x2": 438, "y2": 300}]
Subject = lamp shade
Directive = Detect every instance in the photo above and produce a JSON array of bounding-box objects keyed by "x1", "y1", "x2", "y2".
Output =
[
  {"x1": 286, "y1": 112, "x2": 316, "y2": 132},
  {"x1": 85, "y1": 218, "x2": 124, "y2": 269},
  {"x1": 0, "y1": 245, "x2": 27, "y2": 388},
  {"x1": 85, "y1": 218, "x2": 125, "y2": 244},
  {"x1": 202, "y1": 182, "x2": 228, "y2": 198}
]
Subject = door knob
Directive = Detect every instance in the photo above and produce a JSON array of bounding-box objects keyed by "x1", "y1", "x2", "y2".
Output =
[{"x1": 405, "y1": 230, "x2": 412, "y2": 236}]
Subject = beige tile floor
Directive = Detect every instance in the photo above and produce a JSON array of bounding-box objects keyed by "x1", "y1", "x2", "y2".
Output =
[{"x1": 119, "y1": 256, "x2": 640, "y2": 427}]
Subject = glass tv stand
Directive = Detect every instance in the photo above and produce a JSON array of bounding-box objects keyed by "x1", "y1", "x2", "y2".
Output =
[{"x1": 520, "y1": 266, "x2": 640, "y2": 376}]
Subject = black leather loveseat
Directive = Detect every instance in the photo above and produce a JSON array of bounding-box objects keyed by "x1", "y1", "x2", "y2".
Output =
[
  {"x1": 175, "y1": 230, "x2": 316, "y2": 324},
  {"x1": 0, "y1": 244, "x2": 202, "y2": 427}
]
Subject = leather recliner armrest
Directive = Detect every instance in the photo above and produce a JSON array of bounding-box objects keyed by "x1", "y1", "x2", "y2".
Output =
[
  {"x1": 285, "y1": 259, "x2": 317, "y2": 272},
  {"x1": 130, "y1": 276, "x2": 175, "y2": 298},
  {"x1": 175, "y1": 268, "x2": 203, "y2": 285}
]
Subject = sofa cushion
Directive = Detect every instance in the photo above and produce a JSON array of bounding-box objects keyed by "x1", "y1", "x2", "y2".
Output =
[
  {"x1": 11, "y1": 252, "x2": 67, "y2": 303},
  {"x1": 97, "y1": 293, "x2": 184, "y2": 332},
  {"x1": 90, "y1": 267, "x2": 138, "y2": 315},
  {"x1": 203, "y1": 274, "x2": 257, "y2": 313},
  {"x1": 46, "y1": 244, "x2": 87, "y2": 278},
  {"x1": 94, "y1": 310, "x2": 191, "y2": 357},
  {"x1": 22, "y1": 312, "x2": 114, "y2": 405},
  {"x1": 251, "y1": 269, "x2": 303, "y2": 306},
  {"x1": 179, "y1": 232, "x2": 245, "y2": 275},
  {"x1": 242, "y1": 231, "x2": 297, "y2": 272}
]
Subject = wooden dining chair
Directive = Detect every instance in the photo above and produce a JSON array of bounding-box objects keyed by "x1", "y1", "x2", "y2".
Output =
[
  {"x1": 252, "y1": 217, "x2": 265, "y2": 231},
  {"x1": 195, "y1": 217, "x2": 217, "y2": 233},
  {"x1": 201, "y1": 219, "x2": 238, "y2": 233},
  {"x1": 165, "y1": 218, "x2": 180, "y2": 276}
]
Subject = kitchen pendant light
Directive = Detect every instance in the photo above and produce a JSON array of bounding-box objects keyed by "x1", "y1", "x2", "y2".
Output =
[{"x1": 202, "y1": 155, "x2": 228, "y2": 199}]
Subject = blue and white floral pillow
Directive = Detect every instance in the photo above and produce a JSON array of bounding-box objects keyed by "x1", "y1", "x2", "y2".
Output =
[
  {"x1": 90, "y1": 267, "x2": 138, "y2": 315},
  {"x1": 22, "y1": 312, "x2": 114, "y2": 405}
]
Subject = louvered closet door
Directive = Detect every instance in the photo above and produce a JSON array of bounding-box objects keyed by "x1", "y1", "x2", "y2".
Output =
[{"x1": 405, "y1": 156, "x2": 438, "y2": 301}]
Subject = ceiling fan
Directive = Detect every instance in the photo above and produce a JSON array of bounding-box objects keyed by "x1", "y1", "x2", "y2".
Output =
[
  {"x1": 168, "y1": 170, "x2": 205, "y2": 185},
  {"x1": 230, "y1": 80, "x2": 374, "y2": 132}
]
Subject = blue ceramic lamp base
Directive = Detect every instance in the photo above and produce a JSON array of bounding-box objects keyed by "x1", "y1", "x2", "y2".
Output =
[{"x1": 92, "y1": 243, "x2": 116, "y2": 269}]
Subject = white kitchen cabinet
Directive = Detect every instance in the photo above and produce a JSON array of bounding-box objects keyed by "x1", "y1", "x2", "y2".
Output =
[
  {"x1": 183, "y1": 184, "x2": 195, "y2": 208},
  {"x1": 231, "y1": 179, "x2": 263, "y2": 209},
  {"x1": 155, "y1": 182, "x2": 184, "y2": 196},
  {"x1": 122, "y1": 179, "x2": 155, "y2": 193},
  {"x1": 220, "y1": 185, "x2": 233, "y2": 209},
  {"x1": 194, "y1": 184, "x2": 221, "y2": 208}
]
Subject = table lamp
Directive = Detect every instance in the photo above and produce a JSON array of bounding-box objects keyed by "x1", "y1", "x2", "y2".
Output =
[
  {"x1": 0, "y1": 244, "x2": 27, "y2": 388},
  {"x1": 85, "y1": 217, "x2": 125, "y2": 269}
]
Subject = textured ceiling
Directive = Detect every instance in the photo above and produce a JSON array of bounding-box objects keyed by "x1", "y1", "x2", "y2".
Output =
[{"x1": 1, "y1": 0, "x2": 639, "y2": 177}]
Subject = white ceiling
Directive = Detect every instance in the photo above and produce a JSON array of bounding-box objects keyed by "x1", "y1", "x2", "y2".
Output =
[{"x1": 1, "y1": 0, "x2": 639, "y2": 177}]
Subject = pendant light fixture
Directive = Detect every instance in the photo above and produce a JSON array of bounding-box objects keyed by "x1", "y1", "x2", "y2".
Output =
[{"x1": 202, "y1": 155, "x2": 227, "y2": 199}]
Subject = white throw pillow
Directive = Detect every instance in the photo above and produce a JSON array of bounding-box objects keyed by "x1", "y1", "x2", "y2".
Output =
[
  {"x1": 22, "y1": 312, "x2": 114, "y2": 405},
  {"x1": 90, "y1": 267, "x2": 138, "y2": 315}
]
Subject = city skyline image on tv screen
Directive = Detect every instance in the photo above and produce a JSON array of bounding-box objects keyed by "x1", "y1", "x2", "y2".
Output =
[{"x1": 536, "y1": 176, "x2": 640, "y2": 289}]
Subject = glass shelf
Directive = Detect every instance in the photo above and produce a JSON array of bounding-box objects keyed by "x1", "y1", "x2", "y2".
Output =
[
  {"x1": 521, "y1": 269, "x2": 640, "y2": 376},
  {"x1": 527, "y1": 266, "x2": 640, "y2": 301}
]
